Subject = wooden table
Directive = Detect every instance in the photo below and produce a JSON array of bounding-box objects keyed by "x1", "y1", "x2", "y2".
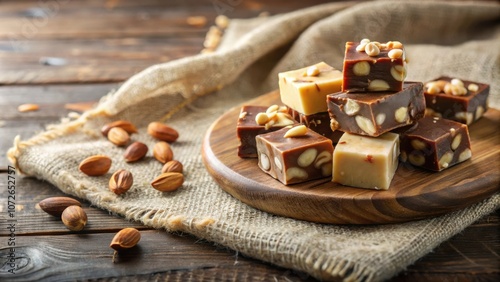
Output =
[{"x1": 0, "y1": 1, "x2": 498, "y2": 281}]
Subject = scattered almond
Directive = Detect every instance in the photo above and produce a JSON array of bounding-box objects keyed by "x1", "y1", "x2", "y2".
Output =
[
  {"x1": 147, "y1": 122, "x2": 179, "y2": 143},
  {"x1": 79, "y1": 155, "x2": 112, "y2": 176},
  {"x1": 151, "y1": 172, "x2": 184, "y2": 192},
  {"x1": 38, "y1": 197, "x2": 82, "y2": 217},
  {"x1": 123, "y1": 142, "x2": 148, "y2": 162},
  {"x1": 109, "y1": 169, "x2": 133, "y2": 195},
  {"x1": 153, "y1": 141, "x2": 174, "y2": 164},
  {"x1": 101, "y1": 120, "x2": 138, "y2": 137},
  {"x1": 61, "y1": 205, "x2": 87, "y2": 231},
  {"x1": 17, "y1": 103, "x2": 40, "y2": 112},
  {"x1": 107, "y1": 127, "x2": 130, "y2": 146},
  {"x1": 110, "y1": 228, "x2": 141, "y2": 251},
  {"x1": 161, "y1": 160, "x2": 183, "y2": 174}
]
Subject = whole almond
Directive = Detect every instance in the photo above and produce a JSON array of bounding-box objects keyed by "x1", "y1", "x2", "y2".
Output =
[
  {"x1": 147, "y1": 122, "x2": 179, "y2": 143},
  {"x1": 38, "y1": 197, "x2": 82, "y2": 217},
  {"x1": 151, "y1": 172, "x2": 184, "y2": 192},
  {"x1": 161, "y1": 160, "x2": 183, "y2": 174},
  {"x1": 79, "y1": 155, "x2": 112, "y2": 176},
  {"x1": 101, "y1": 120, "x2": 138, "y2": 137},
  {"x1": 109, "y1": 169, "x2": 133, "y2": 195},
  {"x1": 153, "y1": 141, "x2": 174, "y2": 164},
  {"x1": 110, "y1": 228, "x2": 141, "y2": 251},
  {"x1": 61, "y1": 205, "x2": 87, "y2": 231},
  {"x1": 124, "y1": 142, "x2": 148, "y2": 162},
  {"x1": 108, "y1": 127, "x2": 130, "y2": 146}
]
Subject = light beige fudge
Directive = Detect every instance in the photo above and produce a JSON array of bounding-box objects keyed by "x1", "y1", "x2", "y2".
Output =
[
  {"x1": 332, "y1": 132, "x2": 399, "y2": 190},
  {"x1": 278, "y1": 62, "x2": 342, "y2": 115}
]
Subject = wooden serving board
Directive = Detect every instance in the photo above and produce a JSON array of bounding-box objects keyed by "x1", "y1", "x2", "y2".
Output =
[{"x1": 202, "y1": 91, "x2": 500, "y2": 224}]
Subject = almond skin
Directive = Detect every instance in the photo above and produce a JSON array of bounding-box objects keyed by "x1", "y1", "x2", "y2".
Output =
[
  {"x1": 61, "y1": 205, "x2": 87, "y2": 231},
  {"x1": 110, "y1": 228, "x2": 141, "y2": 251},
  {"x1": 161, "y1": 160, "x2": 183, "y2": 174},
  {"x1": 79, "y1": 155, "x2": 112, "y2": 176},
  {"x1": 147, "y1": 122, "x2": 179, "y2": 143},
  {"x1": 153, "y1": 141, "x2": 174, "y2": 164},
  {"x1": 123, "y1": 142, "x2": 148, "y2": 162},
  {"x1": 109, "y1": 169, "x2": 133, "y2": 195},
  {"x1": 38, "y1": 197, "x2": 82, "y2": 217},
  {"x1": 108, "y1": 127, "x2": 130, "y2": 146},
  {"x1": 101, "y1": 120, "x2": 138, "y2": 137},
  {"x1": 151, "y1": 172, "x2": 184, "y2": 192}
]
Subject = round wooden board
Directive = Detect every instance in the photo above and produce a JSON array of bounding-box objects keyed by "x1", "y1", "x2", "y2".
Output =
[{"x1": 202, "y1": 91, "x2": 500, "y2": 224}]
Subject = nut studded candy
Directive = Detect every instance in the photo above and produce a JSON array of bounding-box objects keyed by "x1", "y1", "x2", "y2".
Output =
[
  {"x1": 327, "y1": 82, "x2": 425, "y2": 137},
  {"x1": 287, "y1": 107, "x2": 343, "y2": 143},
  {"x1": 424, "y1": 77, "x2": 490, "y2": 125},
  {"x1": 400, "y1": 116, "x2": 472, "y2": 171},
  {"x1": 342, "y1": 39, "x2": 407, "y2": 92},
  {"x1": 332, "y1": 132, "x2": 399, "y2": 190},
  {"x1": 237, "y1": 105, "x2": 297, "y2": 158},
  {"x1": 256, "y1": 125, "x2": 334, "y2": 185},
  {"x1": 278, "y1": 62, "x2": 342, "y2": 115}
]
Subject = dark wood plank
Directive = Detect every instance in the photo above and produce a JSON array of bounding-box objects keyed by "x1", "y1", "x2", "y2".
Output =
[
  {"x1": 202, "y1": 90, "x2": 500, "y2": 224},
  {"x1": 0, "y1": 230, "x2": 314, "y2": 281}
]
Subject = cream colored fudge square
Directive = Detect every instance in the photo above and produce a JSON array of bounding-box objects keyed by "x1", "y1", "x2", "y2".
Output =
[
  {"x1": 332, "y1": 132, "x2": 399, "y2": 190},
  {"x1": 279, "y1": 62, "x2": 342, "y2": 115}
]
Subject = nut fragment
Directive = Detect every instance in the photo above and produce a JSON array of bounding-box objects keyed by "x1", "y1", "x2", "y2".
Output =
[
  {"x1": 101, "y1": 120, "x2": 138, "y2": 137},
  {"x1": 367, "y1": 79, "x2": 390, "y2": 91},
  {"x1": 352, "y1": 61, "x2": 370, "y2": 76},
  {"x1": 283, "y1": 125, "x2": 307, "y2": 138},
  {"x1": 79, "y1": 155, "x2": 112, "y2": 176},
  {"x1": 147, "y1": 122, "x2": 179, "y2": 143},
  {"x1": 451, "y1": 134, "x2": 462, "y2": 151},
  {"x1": 425, "y1": 82, "x2": 442, "y2": 94},
  {"x1": 467, "y1": 83, "x2": 479, "y2": 92},
  {"x1": 390, "y1": 65, "x2": 405, "y2": 82},
  {"x1": 286, "y1": 167, "x2": 308, "y2": 181},
  {"x1": 365, "y1": 42, "x2": 380, "y2": 56},
  {"x1": 306, "y1": 65, "x2": 320, "y2": 77},
  {"x1": 108, "y1": 127, "x2": 130, "y2": 146},
  {"x1": 376, "y1": 113, "x2": 386, "y2": 125},
  {"x1": 388, "y1": 49, "x2": 403, "y2": 59},
  {"x1": 475, "y1": 106, "x2": 485, "y2": 120},
  {"x1": 123, "y1": 142, "x2": 148, "y2": 162},
  {"x1": 255, "y1": 112, "x2": 269, "y2": 125},
  {"x1": 109, "y1": 169, "x2": 133, "y2": 195},
  {"x1": 411, "y1": 139, "x2": 427, "y2": 150},
  {"x1": 455, "y1": 112, "x2": 473, "y2": 125},
  {"x1": 458, "y1": 148, "x2": 472, "y2": 162},
  {"x1": 215, "y1": 15, "x2": 229, "y2": 29},
  {"x1": 61, "y1": 205, "x2": 87, "y2": 231},
  {"x1": 438, "y1": 151, "x2": 454, "y2": 169},
  {"x1": 38, "y1": 197, "x2": 82, "y2": 217},
  {"x1": 153, "y1": 141, "x2": 174, "y2": 164},
  {"x1": 17, "y1": 103, "x2": 40, "y2": 112},
  {"x1": 355, "y1": 115, "x2": 376, "y2": 135},
  {"x1": 297, "y1": 148, "x2": 317, "y2": 167},
  {"x1": 260, "y1": 153, "x2": 271, "y2": 171},
  {"x1": 151, "y1": 172, "x2": 184, "y2": 192},
  {"x1": 395, "y1": 107, "x2": 409, "y2": 123},
  {"x1": 161, "y1": 160, "x2": 184, "y2": 174},
  {"x1": 314, "y1": 151, "x2": 332, "y2": 169},
  {"x1": 110, "y1": 228, "x2": 141, "y2": 251},
  {"x1": 409, "y1": 152, "x2": 425, "y2": 166},
  {"x1": 450, "y1": 78, "x2": 464, "y2": 87},
  {"x1": 344, "y1": 99, "x2": 360, "y2": 116}
]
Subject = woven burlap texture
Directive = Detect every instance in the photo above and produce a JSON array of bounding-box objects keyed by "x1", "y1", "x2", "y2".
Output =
[{"x1": 8, "y1": 1, "x2": 500, "y2": 281}]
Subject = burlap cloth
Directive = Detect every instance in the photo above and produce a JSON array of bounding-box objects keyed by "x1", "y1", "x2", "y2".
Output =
[{"x1": 8, "y1": 1, "x2": 500, "y2": 281}]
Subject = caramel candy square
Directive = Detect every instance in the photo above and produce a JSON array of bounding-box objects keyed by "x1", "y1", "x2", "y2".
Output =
[
  {"x1": 256, "y1": 126, "x2": 334, "y2": 185},
  {"x1": 400, "y1": 116, "x2": 472, "y2": 171},
  {"x1": 342, "y1": 41, "x2": 406, "y2": 92},
  {"x1": 327, "y1": 82, "x2": 425, "y2": 137},
  {"x1": 278, "y1": 62, "x2": 342, "y2": 115},
  {"x1": 424, "y1": 77, "x2": 490, "y2": 125},
  {"x1": 237, "y1": 105, "x2": 296, "y2": 158},
  {"x1": 332, "y1": 132, "x2": 399, "y2": 190}
]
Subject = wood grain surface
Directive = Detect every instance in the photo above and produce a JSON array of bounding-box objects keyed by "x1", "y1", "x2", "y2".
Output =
[
  {"x1": 203, "y1": 90, "x2": 500, "y2": 224},
  {"x1": 0, "y1": 0, "x2": 498, "y2": 281}
]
